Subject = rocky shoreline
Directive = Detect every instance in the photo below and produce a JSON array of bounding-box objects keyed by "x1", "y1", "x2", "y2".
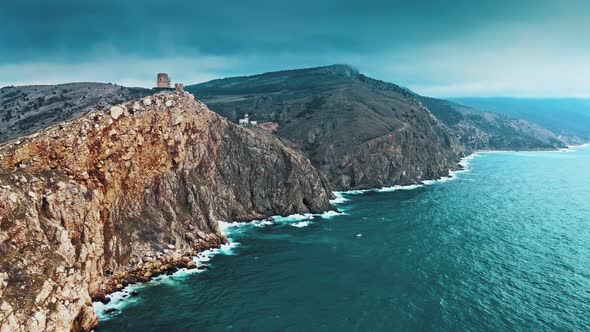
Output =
[
  {"x1": 90, "y1": 234, "x2": 225, "y2": 306},
  {"x1": 0, "y1": 91, "x2": 333, "y2": 331}
]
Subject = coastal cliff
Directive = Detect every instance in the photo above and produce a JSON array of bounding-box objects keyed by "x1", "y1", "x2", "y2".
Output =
[
  {"x1": 0, "y1": 91, "x2": 333, "y2": 331},
  {"x1": 188, "y1": 65, "x2": 465, "y2": 190}
]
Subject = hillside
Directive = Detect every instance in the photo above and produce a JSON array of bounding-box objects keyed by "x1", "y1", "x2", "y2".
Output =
[
  {"x1": 419, "y1": 97, "x2": 566, "y2": 151},
  {"x1": 0, "y1": 83, "x2": 152, "y2": 143},
  {"x1": 187, "y1": 65, "x2": 568, "y2": 189},
  {"x1": 188, "y1": 65, "x2": 465, "y2": 190},
  {"x1": 450, "y1": 97, "x2": 590, "y2": 143},
  {"x1": 0, "y1": 91, "x2": 333, "y2": 331}
]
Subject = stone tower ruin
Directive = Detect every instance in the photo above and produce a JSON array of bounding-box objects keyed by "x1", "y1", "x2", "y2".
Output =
[{"x1": 157, "y1": 73, "x2": 171, "y2": 88}]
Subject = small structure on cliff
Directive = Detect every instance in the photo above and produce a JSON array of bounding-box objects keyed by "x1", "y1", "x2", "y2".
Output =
[
  {"x1": 238, "y1": 113, "x2": 258, "y2": 126},
  {"x1": 157, "y1": 73, "x2": 171, "y2": 88},
  {"x1": 154, "y1": 73, "x2": 184, "y2": 92}
]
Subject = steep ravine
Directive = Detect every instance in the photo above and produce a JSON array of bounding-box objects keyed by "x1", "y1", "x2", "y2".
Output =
[{"x1": 0, "y1": 91, "x2": 333, "y2": 331}]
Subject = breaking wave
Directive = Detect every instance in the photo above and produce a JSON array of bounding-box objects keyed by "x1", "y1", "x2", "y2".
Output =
[
  {"x1": 93, "y1": 240, "x2": 238, "y2": 320},
  {"x1": 334, "y1": 153, "x2": 477, "y2": 197}
]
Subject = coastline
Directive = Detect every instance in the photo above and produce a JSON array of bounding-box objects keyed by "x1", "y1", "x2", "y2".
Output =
[
  {"x1": 92, "y1": 152, "x2": 479, "y2": 320},
  {"x1": 92, "y1": 242, "x2": 237, "y2": 320},
  {"x1": 92, "y1": 144, "x2": 590, "y2": 321},
  {"x1": 92, "y1": 210, "x2": 346, "y2": 320}
]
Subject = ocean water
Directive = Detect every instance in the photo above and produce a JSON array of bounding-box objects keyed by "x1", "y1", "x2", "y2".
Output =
[{"x1": 97, "y1": 146, "x2": 590, "y2": 331}]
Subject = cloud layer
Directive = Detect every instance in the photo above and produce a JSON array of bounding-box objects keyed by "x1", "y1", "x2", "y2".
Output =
[{"x1": 1, "y1": 0, "x2": 589, "y2": 97}]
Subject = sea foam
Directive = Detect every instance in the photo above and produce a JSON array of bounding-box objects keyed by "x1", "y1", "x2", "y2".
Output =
[
  {"x1": 219, "y1": 209, "x2": 346, "y2": 234},
  {"x1": 95, "y1": 152, "x2": 481, "y2": 320},
  {"x1": 291, "y1": 221, "x2": 312, "y2": 228},
  {"x1": 335, "y1": 152, "x2": 477, "y2": 197},
  {"x1": 93, "y1": 240, "x2": 238, "y2": 320}
]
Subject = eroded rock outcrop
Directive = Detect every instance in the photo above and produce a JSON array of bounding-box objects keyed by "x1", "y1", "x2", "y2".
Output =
[{"x1": 0, "y1": 91, "x2": 333, "y2": 331}]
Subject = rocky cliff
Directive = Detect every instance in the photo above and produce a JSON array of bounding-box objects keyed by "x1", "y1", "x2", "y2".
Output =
[
  {"x1": 0, "y1": 91, "x2": 333, "y2": 331},
  {"x1": 188, "y1": 65, "x2": 465, "y2": 190},
  {"x1": 0, "y1": 83, "x2": 152, "y2": 144}
]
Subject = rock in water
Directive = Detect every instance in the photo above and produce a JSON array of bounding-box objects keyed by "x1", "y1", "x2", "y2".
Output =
[{"x1": 0, "y1": 91, "x2": 333, "y2": 331}]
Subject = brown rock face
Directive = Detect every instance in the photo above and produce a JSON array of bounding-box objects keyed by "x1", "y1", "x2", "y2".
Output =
[{"x1": 0, "y1": 92, "x2": 333, "y2": 331}]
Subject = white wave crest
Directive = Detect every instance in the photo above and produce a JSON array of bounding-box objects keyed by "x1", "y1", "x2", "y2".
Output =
[
  {"x1": 291, "y1": 221, "x2": 311, "y2": 228},
  {"x1": 319, "y1": 210, "x2": 345, "y2": 219},
  {"x1": 330, "y1": 193, "x2": 349, "y2": 204},
  {"x1": 377, "y1": 184, "x2": 424, "y2": 192},
  {"x1": 93, "y1": 240, "x2": 238, "y2": 320},
  {"x1": 274, "y1": 213, "x2": 314, "y2": 223}
]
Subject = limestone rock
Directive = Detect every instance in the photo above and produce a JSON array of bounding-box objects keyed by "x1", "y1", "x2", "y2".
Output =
[
  {"x1": 170, "y1": 113, "x2": 184, "y2": 126},
  {"x1": 109, "y1": 106, "x2": 124, "y2": 120},
  {"x1": 0, "y1": 91, "x2": 333, "y2": 331}
]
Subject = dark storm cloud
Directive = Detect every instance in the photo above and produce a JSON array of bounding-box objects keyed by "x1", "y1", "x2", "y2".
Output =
[
  {"x1": 0, "y1": 0, "x2": 550, "y2": 63},
  {"x1": 2, "y1": 0, "x2": 589, "y2": 96}
]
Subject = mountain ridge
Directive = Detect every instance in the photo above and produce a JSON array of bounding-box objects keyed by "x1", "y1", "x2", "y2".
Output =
[
  {"x1": 187, "y1": 65, "x2": 568, "y2": 189},
  {"x1": 189, "y1": 65, "x2": 466, "y2": 190},
  {"x1": 450, "y1": 97, "x2": 590, "y2": 143}
]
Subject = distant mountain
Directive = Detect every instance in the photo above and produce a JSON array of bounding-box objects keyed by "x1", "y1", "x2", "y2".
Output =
[
  {"x1": 187, "y1": 65, "x2": 567, "y2": 189},
  {"x1": 189, "y1": 65, "x2": 465, "y2": 190},
  {"x1": 0, "y1": 69, "x2": 575, "y2": 191},
  {"x1": 419, "y1": 97, "x2": 566, "y2": 150},
  {"x1": 450, "y1": 97, "x2": 590, "y2": 143},
  {"x1": 0, "y1": 83, "x2": 152, "y2": 143}
]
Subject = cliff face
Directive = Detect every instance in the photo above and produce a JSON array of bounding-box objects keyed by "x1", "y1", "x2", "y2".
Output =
[
  {"x1": 323, "y1": 110, "x2": 463, "y2": 189},
  {"x1": 0, "y1": 91, "x2": 333, "y2": 331},
  {"x1": 188, "y1": 65, "x2": 465, "y2": 190}
]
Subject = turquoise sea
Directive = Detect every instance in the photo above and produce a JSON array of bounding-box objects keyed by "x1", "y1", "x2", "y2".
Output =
[{"x1": 96, "y1": 145, "x2": 590, "y2": 331}]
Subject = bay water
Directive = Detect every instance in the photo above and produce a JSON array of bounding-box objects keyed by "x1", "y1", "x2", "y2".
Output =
[{"x1": 97, "y1": 146, "x2": 590, "y2": 331}]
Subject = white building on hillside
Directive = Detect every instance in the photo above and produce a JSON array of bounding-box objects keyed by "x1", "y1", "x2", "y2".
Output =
[{"x1": 239, "y1": 113, "x2": 257, "y2": 126}]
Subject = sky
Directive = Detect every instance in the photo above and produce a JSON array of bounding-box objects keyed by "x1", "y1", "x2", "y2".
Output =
[{"x1": 1, "y1": 0, "x2": 589, "y2": 97}]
